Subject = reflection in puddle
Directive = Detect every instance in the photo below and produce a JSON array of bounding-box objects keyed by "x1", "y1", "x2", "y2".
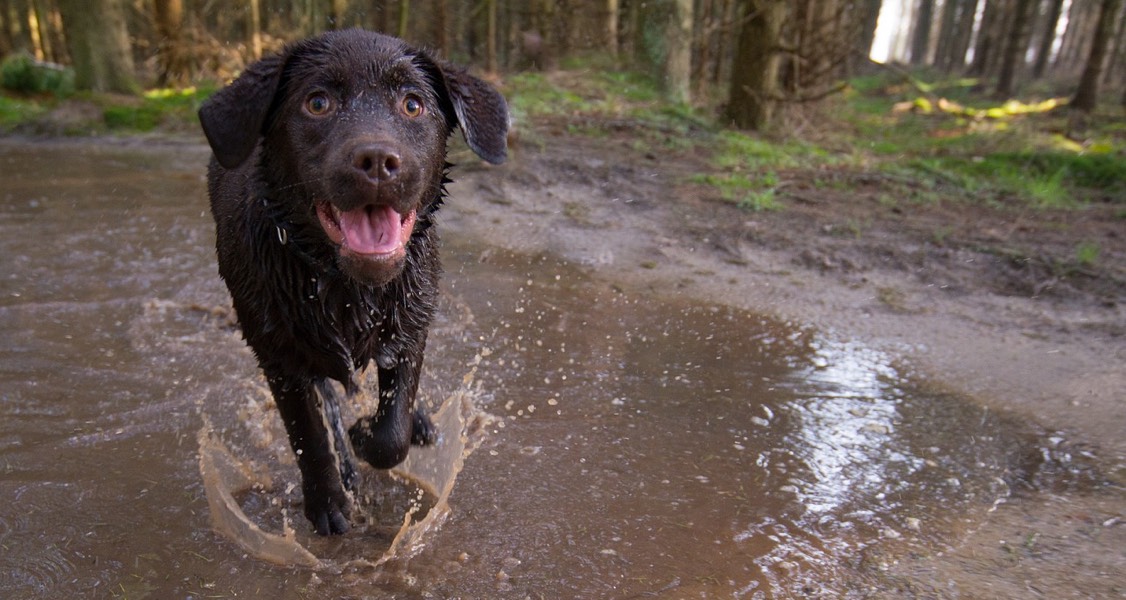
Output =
[
  {"x1": 785, "y1": 340, "x2": 907, "y2": 515},
  {"x1": 0, "y1": 142, "x2": 1086, "y2": 598}
]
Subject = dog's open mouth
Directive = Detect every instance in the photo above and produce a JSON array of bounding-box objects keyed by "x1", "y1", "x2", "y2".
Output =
[{"x1": 316, "y1": 201, "x2": 417, "y2": 259}]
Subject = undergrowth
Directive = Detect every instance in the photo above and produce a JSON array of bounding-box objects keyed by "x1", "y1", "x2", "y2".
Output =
[
  {"x1": 3, "y1": 59, "x2": 1123, "y2": 212},
  {"x1": 505, "y1": 67, "x2": 1125, "y2": 213},
  {"x1": 0, "y1": 95, "x2": 46, "y2": 129},
  {"x1": 101, "y1": 87, "x2": 214, "y2": 132},
  {"x1": 0, "y1": 84, "x2": 213, "y2": 134},
  {"x1": 836, "y1": 72, "x2": 1125, "y2": 208}
]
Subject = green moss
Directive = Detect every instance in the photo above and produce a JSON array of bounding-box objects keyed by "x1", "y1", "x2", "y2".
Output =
[
  {"x1": 1075, "y1": 241, "x2": 1100, "y2": 267},
  {"x1": 690, "y1": 171, "x2": 782, "y2": 211},
  {"x1": 102, "y1": 86, "x2": 214, "y2": 132},
  {"x1": 0, "y1": 95, "x2": 46, "y2": 129}
]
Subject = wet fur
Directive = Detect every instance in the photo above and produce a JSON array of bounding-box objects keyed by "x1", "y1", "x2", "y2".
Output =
[{"x1": 198, "y1": 30, "x2": 507, "y2": 535}]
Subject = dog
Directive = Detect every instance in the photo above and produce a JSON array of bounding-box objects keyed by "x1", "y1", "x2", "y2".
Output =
[{"x1": 198, "y1": 29, "x2": 508, "y2": 535}]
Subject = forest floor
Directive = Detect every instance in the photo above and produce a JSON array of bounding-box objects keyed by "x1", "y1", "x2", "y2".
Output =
[
  {"x1": 441, "y1": 71, "x2": 1126, "y2": 597},
  {"x1": 8, "y1": 68, "x2": 1126, "y2": 596}
]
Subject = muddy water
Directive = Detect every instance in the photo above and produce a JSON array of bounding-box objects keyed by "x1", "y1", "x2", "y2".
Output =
[{"x1": 0, "y1": 140, "x2": 1057, "y2": 597}]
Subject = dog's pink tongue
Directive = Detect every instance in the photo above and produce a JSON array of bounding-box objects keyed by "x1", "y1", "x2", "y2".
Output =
[{"x1": 338, "y1": 205, "x2": 402, "y2": 255}]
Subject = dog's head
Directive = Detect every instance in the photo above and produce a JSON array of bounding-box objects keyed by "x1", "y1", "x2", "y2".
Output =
[{"x1": 199, "y1": 29, "x2": 508, "y2": 285}]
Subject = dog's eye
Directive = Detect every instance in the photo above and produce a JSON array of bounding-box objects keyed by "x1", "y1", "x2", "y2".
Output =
[
  {"x1": 305, "y1": 93, "x2": 333, "y2": 116},
  {"x1": 401, "y1": 95, "x2": 424, "y2": 118}
]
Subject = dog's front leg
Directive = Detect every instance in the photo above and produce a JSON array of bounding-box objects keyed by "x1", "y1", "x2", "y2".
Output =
[
  {"x1": 349, "y1": 344, "x2": 437, "y2": 470},
  {"x1": 265, "y1": 369, "x2": 352, "y2": 535}
]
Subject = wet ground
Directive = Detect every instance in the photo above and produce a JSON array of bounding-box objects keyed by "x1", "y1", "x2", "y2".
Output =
[{"x1": 0, "y1": 140, "x2": 1114, "y2": 598}]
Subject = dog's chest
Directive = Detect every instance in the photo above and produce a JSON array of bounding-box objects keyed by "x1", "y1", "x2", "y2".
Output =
[{"x1": 302, "y1": 276, "x2": 390, "y2": 367}]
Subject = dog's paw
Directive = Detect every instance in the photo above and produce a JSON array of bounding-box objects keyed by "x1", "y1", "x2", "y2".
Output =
[
  {"x1": 411, "y1": 408, "x2": 437, "y2": 446},
  {"x1": 349, "y1": 418, "x2": 409, "y2": 469},
  {"x1": 349, "y1": 407, "x2": 436, "y2": 468},
  {"x1": 303, "y1": 486, "x2": 352, "y2": 536}
]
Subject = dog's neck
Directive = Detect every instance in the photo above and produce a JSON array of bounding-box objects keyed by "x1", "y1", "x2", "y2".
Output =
[{"x1": 259, "y1": 195, "x2": 344, "y2": 278}]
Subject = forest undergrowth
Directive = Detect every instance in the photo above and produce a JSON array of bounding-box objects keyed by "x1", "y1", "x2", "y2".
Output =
[{"x1": 3, "y1": 60, "x2": 1124, "y2": 303}]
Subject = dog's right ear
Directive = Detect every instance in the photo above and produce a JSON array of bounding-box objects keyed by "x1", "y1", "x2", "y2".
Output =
[{"x1": 198, "y1": 55, "x2": 285, "y2": 169}]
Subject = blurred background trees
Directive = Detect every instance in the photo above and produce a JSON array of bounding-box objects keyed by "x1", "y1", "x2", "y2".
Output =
[{"x1": 0, "y1": 0, "x2": 1123, "y2": 127}]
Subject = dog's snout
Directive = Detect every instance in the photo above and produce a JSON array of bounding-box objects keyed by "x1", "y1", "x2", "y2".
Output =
[{"x1": 352, "y1": 144, "x2": 401, "y2": 182}]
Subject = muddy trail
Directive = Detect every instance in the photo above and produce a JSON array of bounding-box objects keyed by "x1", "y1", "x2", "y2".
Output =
[
  {"x1": 443, "y1": 124, "x2": 1126, "y2": 596},
  {"x1": 0, "y1": 133, "x2": 1122, "y2": 598}
]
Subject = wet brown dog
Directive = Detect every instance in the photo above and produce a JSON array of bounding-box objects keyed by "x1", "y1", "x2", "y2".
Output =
[{"x1": 198, "y1": 29, "x2": 508, "y2": 535}]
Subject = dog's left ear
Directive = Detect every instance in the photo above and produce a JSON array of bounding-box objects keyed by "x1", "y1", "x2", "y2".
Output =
[{"x1": 429, "y1": 62, "x2": 509, "y2": 165}]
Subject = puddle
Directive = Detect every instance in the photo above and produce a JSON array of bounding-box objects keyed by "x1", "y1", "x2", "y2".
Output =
[
  {"x1": 0, "y1": 140, "x2": 1097, "y2": 598},
  {"x1": 197, "y1": 369, "x2": 489, "y2": 570}
]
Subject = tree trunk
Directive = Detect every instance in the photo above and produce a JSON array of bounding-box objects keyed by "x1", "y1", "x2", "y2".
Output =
[
  {"x1": 249, "y1": 0, "x2": 262, "y2": 59},
  {"x1": 1071, "y1": 0, "x2": 1122, "y2": 111},
  {"x1": 1032, "y1": 0, "x2": 1064, "y2": 78},
  {"x1": 329, "y1": 0, "x2": 347, "y2": 28},
  {"x1": 1055, "y1": 0, "x2": 1097, "y2": 75},
  {"x1": 607, "y1": 0, "x2": 619, "y2": 59},
  {"x1": 27, "y1": 0, "x2": 44, "y2": 60},
  {"x1": 910, "y1": 0, "x2": 936, "y2": 65},
  {"x1": 367, "y1": 0, "x2": 387, "y2": 33},
  {"x1": 625, "y1": 0, "x2": 642, "y2": 66},
  {"x1": 995, "y1": 0, "x2": 1035, "y2": 97},
  {"x1": 664, "y1": 0, "x2": 692, "y2": 103},
  {"x1": 947, "y1": 0, "x2": 979, "y2": 71},
  {"x1": 433, "y1": 0, "x2": 449, "y2": 57},
  {"x1": 725, "y1": 0, "x2": 786, "y2": 130},
  {"x1": 1116, "y1": 56, "x2": 1126, "y2": 106},
  {"x1": 0, "y1": 0, "x2": 9, "y2": 56},
  {"x1": 796, "y1": 0, "x2": 843, "y2": 87},
  {"x1": 498, "y1": 0, "x2": 512, "y2": 69},
  {"x1": 31, "y1": 0, "x2": 57, "y2": 62},
  {"x1": 154, "y1": 0, "x2": 190, "y2": 85},
  {"x1": 397, "y1": 0, "x2": 408, "y2": 38},
  {"x1": 854, "y1": 0, "x2": 883, "y2": 68},
  {"x1": 713, "y1": 0, "x2": 737, "y2": 86},
  {"x1": 0, "y1": 0, "x2": 28, "y2": 56},
  {"x1": 305, "y1": 0, "x2": 321, "y2": 36},
  {"x1": 485, "y1": 0, "x2": 497, "y2": 73},
  {"x1": 934, "y1": 0, "x2": 959, "y2": 70},
  {"x1": 1101, "y1": 3, "x2": 1124, "y2": 85},
  {"x1": 57, "y1": 0, "x2": 137, "y2": 93},
  {"x1": 969, "y1": 0, "x2": 1005, "y2": 77},
  {"x1": 694, "y1": 0, "x2": 711, "y2": 96}
]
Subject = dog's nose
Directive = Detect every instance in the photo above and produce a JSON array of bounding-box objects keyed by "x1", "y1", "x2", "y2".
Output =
[{"x1": 351, "y1": 144, "x2": 401, "y2": 182}]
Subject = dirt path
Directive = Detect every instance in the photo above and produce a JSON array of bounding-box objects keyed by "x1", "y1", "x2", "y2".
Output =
[{"x1": 442, "y1": 129, "x2": 1126, "y2": 597}]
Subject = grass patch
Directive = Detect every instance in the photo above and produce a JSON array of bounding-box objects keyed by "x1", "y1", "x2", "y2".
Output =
[
  {"x1": 1, "y1": 84, "x2": 212, "y2": 134},
  {"x1": 505, "y1": 70, "x2": 708, "y2": 142},
  {"x1": 503, "y1": 67, "x2": 1124, "y2": 214},
  {"x1": 715, "y1": 130, "x2": 801, "y2": 170},
  {"x1": 900, "y1": 151, "x2": 1126, "y2": 208},
  {"x1": 690, "y1": 171, "x2": 782, "y2": 211},
  {"x1": 839, "y1": 71, "x2": 1126, "y2": 209},
  {"x1": 103, "y1": 86, "x2": 213, "y2": 132},
  {"x1": 0, "y1": 94, "x2": 47, "y2": 130},
  {"x1": 1075, "y1": 241, "x2": 1100, "y2": 267},
  {"x1": 506, "y1": 72, "x2": 589, "y2": 120}
]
